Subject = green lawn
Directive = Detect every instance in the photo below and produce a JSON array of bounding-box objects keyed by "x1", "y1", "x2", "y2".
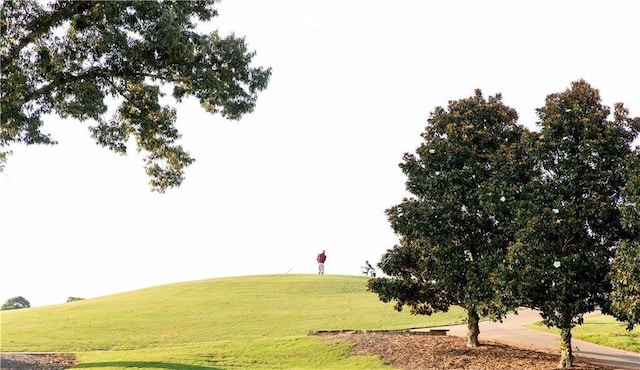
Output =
[
  {"x1": 526, "y1": 314, "x2": 640, "y2": 353},
  {"x1": 1, "y1": 274, "x2": 466, "y2": 369}
]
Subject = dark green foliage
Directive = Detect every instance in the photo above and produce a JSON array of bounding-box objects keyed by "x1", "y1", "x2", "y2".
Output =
[
  {"x1": 611, "y1": 239, "x2": 640, "y2": 330},
  {"x1": 504, "y1": 80, "x2": 640, "y2": 367},
  {"x1": 1, "y1": 296, "x2": 31, "y2": 310},
  {"x1": 368, "y1": 90, "x2": 530, "y2": 346},
  {"x1": 610, "y1": 155, "x2": 640, "y2": 330},
  {"x1": 369, "y1": 81, "x2": 640, "y2": 359},
  {"x1": 1, "y1": 0, "x2": 271, "y2": 191},
  {"x1": 66, "y1": 296, "x2": 84, "y2": 303}
]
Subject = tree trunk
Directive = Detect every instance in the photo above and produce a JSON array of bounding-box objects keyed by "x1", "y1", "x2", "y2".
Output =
[
  {"x1": 466, "y1": 308, "x2": 480, "y2": 348},
  {"x1": 558, "y1": 327, "x2": 573, "y2": 368}
]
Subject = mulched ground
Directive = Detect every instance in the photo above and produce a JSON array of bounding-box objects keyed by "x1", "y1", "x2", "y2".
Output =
[
  {"x1": 0, "y1": 353, "x2": 76, "y2": 370},
  {"x1": 317, "y1": 331, "x2": 613, "y2": 370}
]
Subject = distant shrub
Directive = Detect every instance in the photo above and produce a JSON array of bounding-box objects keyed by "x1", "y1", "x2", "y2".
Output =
[
  {"x1": 1, "y1": 296, "x2": 31, "y2": 310},
  {"x1": 67, "y1": 297, "x2": 84, "y2": 303}
]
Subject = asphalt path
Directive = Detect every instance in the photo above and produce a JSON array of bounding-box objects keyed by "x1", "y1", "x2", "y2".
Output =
[{"x1": 415, "y1": 309, "x2": 640, "y2": 369}]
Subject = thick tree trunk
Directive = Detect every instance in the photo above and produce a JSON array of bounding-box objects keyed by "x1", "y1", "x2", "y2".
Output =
[
  {"x1": 558, "y1": 327, "x2": 573, "y2": 368},
  {"x1": 466, "y1": 308, "x2": 480, "y2": 348}
]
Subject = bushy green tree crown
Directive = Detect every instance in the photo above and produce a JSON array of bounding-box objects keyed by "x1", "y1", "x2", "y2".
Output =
[{"x1": 1, "y1": 0, "x2": 271, "y2": 191}]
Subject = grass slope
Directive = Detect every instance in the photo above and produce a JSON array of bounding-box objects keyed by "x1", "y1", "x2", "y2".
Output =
[{"x1": 1, "y1": 274, "x2": 466, "y2": 369}]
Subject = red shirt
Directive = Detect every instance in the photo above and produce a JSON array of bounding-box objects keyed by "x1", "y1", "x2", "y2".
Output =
[{"x1": 317, "y1": 253, "x2": 326, "y2": 263}]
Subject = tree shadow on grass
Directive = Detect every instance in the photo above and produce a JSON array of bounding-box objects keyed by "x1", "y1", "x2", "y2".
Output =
[{"x1": 72, "y1": 361, "x2": 222, "y2": 369}]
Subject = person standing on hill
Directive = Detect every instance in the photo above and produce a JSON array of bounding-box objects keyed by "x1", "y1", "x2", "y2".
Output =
[{"x1": 317, "y1": 250, "x2": 327, "y2": 274}]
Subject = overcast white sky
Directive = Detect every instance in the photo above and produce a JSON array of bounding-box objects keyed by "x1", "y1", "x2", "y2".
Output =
[{"x1": 2, "y1": 0, "x2": 639, "y2": 307}]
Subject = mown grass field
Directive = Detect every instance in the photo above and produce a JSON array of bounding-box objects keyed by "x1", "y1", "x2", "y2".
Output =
[{"x1": 1, "y1": 274, "x2": 467, "y2": 369}]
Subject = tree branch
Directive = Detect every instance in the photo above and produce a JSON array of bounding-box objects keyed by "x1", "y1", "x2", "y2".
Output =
[{"x1": 2, "y1": 1, "x2": 95, "y2": 68}]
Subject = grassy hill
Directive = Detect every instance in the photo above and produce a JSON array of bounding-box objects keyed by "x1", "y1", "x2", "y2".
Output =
[{"x1": 1, "y1": 274, "x2": 467, "y2": 369}]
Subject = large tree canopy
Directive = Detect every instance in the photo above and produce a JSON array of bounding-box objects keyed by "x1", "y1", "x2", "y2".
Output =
[
  {"x1": 505, "y1": 80, "x2": 640, "y2": 368},
  {"x1": 369, "y1": 81, "x2": 640, "y2": 364},
  {"x1": 368, "y1": 90, "x2": 531, "y2": 347},
  {"x1": 1, "y1": 296, "x2": 31, "y2": 310},
  {"x1": 1, "y1": 0, "x2": 271, "y2": 191}
]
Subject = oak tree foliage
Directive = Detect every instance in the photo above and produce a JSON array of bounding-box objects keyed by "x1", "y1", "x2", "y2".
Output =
[
  {"x1": 1, "y1": 0, "x2": 271, "y2": 191},
  {"x1": 1, "y1": 296, "x2": 31, "y2": 310}
]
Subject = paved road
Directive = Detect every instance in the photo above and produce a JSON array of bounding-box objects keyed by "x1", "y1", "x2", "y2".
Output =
[{"x1": 416, "y1": 309, "x2": 640, "y2": 369}]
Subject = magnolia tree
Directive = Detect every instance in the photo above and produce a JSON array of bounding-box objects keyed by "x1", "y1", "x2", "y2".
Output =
[
  {"x1": 1, "y1": 0, "x2": 271, "y2": 191},
  {"x1": 610, "y1": 153, "x2": 640, "y2": 330},
  {"x1": 368, "y1": 90, "x2": 531, "y2": 347},
  {"x1": 504, "y1": 80, "x2": 640, "y2": 368}
]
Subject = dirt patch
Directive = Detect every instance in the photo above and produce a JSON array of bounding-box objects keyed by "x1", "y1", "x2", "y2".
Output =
[
  {"x1": 317, "y1": 331, "x2": 612, "y2": 369},
  {"x1": 0, "y1": 353, "x2": 76, "y2": 370}
]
